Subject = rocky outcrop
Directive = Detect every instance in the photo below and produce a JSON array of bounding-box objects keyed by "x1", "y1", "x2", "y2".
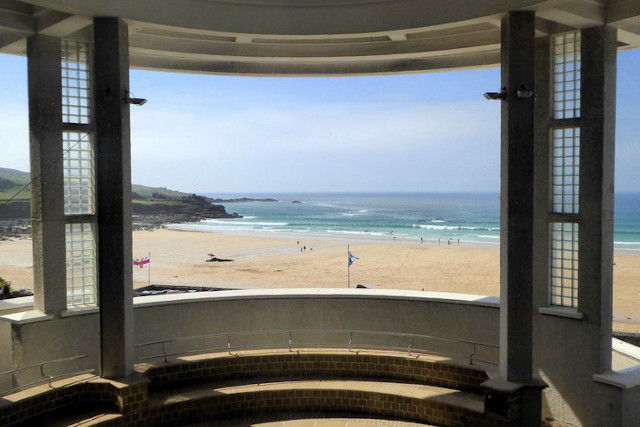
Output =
[
  {"x1": 0, "y1": 200, "x2": 30, "y2": 219},
  {"x1": 131, "y1": 196, "x2": 241, "y2": 231},
  {"x1": 0, "y1": 219, "x2": 31, "y2": 240},
  {"x1": 0, "y1": 196, "x2": 242, "y2": 237},
  {"x1": 209, "y1": 197, "x2": 277, "y2": 203},
  {"x1": 132, "y1": 201, "x2": 237, "y2": 217},
  {"x1": 0, "y1": 170, "x2": 244, "y2": 235}
]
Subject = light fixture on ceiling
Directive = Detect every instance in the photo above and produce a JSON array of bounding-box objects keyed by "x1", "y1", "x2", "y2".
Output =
[
  {"x1": 125, "y1": 91, "x2": 147, "y2": 106},
  {"x1": 516, "y1": 84, "x2": 533, "y2": 98},
  {"x1": 483, "y1": 88, "x2": 507, "y2": 100}
]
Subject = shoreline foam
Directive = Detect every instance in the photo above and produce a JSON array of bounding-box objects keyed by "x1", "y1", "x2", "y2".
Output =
[{"x1": 164, "y1": 221, "x2": 640, "y2": 254}]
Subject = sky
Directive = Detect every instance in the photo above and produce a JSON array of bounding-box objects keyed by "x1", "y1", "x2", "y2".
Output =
[{"x1": 1, "y1": 49, "x2": 639, "y2": 194}]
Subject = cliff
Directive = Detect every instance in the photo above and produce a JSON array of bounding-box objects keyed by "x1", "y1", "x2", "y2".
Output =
[
  {"x1": 131, "y1": 193, "x2": 241, "y2": 230},
  {"x1": 0, "y1": 168, "x2": 242, "y2": 236}
]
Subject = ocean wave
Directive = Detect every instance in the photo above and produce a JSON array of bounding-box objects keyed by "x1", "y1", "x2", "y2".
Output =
[
  {"x1": 412, "y1": 224, "x2": 500, "y2": 231},
  {"x1": 614, "y1": 241, "x2": 640, "y2": 246},
  {"x1": 312, "y1": 202, "x2": 345, "y2": 209},
  {"x1": 258, "y1": 228, "x2": 310, "y2": 234},
  {"x1": 478, "y1": 235, "x2": 500, "y2": 239},
  {"x1": 414, "y1": 225, "x2": 448, "y2": 230},
  {"x1": 166, "y1": 223, "x2": 309, "y2": 234},
  {"x1": 342, "y1": 211, "x2": 368, "y2": 216},
  {"x1": 201, "y1": 219, "x2": 288, "y2": 226},
  {"x1": 327, "y1": 230, "x2": 385, "y2": 236},
  {"x1": 165, "y1": 224, "x2": 250, "y2": 232}
]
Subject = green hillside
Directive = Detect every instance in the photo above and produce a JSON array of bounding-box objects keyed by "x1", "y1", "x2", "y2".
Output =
[
  {"x1": 0, "y1": 168, "x2": 238, "y2": 223},
  {"x1": 0, "y1": 168, "x2": 31, "y2": 200},
  {"x1": 0, "y1": 168, "x2": 196, "y2": 202},
  {"x1": 0, "y1": 168, "x2": 30, "y2": 184},
  {"x1": 131, "y1": 184, "x2": 191, "y2": 200}
]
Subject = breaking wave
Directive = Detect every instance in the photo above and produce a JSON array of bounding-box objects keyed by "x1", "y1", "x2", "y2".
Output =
[{"x1": 413, "y1": 224, "x2": 500, "y2": 231}]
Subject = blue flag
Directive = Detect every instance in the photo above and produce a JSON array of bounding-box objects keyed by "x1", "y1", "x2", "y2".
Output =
[{"x1": 348, "y1": 251, "x2": 359, "y2": 267}]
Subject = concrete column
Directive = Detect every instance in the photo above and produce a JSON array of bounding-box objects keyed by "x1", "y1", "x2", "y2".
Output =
[
  {"x1": 532, "y1": 36, "x2": 551, "y2": 311},
  {"x1": 93, "y1": 17, "x2": 134, "y2": 378},
  {"x1": 499, "y1": 11, "x2": 535, "y2": 383},
  {"x1": 579, "y1": 25, "x2": 617, "y2": 372},
  {"x1": 27, "y1": 34, "x2": 67, "y2": 315},
  {"x1": 529, "y1": 26, "x2": 617, "y2": 425}
]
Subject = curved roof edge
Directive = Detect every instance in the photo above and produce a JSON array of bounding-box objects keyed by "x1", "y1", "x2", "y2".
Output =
[{"x1": 1, "y1": 0, "x2": 639, "y2": 76}]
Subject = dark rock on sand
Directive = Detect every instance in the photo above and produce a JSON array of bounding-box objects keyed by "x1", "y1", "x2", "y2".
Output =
[
  {"x1": 205, "y1": 256, "x2": 234, "y2": 262},
  {"x1": 0, "y1": 219, "x2": 32, "y2": 240},
  {"x1": 0, "y1": 283, "x2": 33, "y2": 300}
]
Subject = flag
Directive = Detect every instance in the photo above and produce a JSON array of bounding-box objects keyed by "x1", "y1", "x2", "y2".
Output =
[
  {"x1": 348, "y1": 251, "x2": 359, "y2": 267},
  {"x1": 133, "y1": 256, "x2": 150, "y2": 268}
]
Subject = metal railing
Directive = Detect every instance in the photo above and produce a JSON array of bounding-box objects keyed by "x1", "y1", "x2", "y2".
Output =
[
  {"x1": 0, "y1": 355, "x2": 94, "y2": 396},
  {"x1": 136, "y1": 329, "x2": 499, "y2": 366}
]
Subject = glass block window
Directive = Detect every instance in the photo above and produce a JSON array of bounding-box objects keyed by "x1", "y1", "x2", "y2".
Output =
[
  {"x1": 63, "y1": 131, "x2": 94, "y2": 215},
  {"x1": 550, "y1": 222, "x2": 579, "y2": 308},
  {"x1": 65, "y1": 223, "x2": 97, "y2": 307},
  {"x1": 552, "y1": 127, "x2": 580, "y2": 213},
  {"x1": 62, "y1": 40, "x2": 91, "y2": 124},
  {"x1": 552, "y1": 31, "x2": 581, "y2": 119}
]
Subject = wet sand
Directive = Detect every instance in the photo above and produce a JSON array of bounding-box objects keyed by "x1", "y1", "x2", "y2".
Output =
[{"x1": 1, "y1": 228, "x2": 638, "y2": 332}]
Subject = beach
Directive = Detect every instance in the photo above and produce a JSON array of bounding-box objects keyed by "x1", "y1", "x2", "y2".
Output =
[{"x1": 1, "y1": 228, "x2": 638, "y2": 332}]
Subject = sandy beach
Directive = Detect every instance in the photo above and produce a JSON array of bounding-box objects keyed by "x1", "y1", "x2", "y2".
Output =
[{"x1": 1, "y1": 228, "x2": 638, "y2": 332}]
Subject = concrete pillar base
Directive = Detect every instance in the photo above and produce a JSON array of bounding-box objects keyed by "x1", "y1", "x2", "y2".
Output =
[{"x1": 482, "y1": 377, "x2": 547, "y2": 426}]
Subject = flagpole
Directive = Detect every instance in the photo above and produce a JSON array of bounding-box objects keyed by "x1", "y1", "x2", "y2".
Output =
[
  {"x1": 347, "y1": 245, "x2": 350, "y2": 289},
  {"x1": 148, "y1": 251, "x2": 151, "y2": 287}
]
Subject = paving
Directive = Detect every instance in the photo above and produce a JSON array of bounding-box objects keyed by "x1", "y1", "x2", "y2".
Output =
[{"x1": 191, "y1": 415, "x2": 436, "y2": 426}]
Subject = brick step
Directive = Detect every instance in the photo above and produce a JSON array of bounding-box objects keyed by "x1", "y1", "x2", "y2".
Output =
[
  {"x1": 2, "y1": 351, "x2": 491, "y2": 426},
  {"x1": 21, "y1": 409, "x2": 121, "y2": 427},
  {"x1": 144, "y1": 378, "x2": 485, "y2": 426},
  {"x1": 151, "y1": 377, "x2": 484, "y2": 412},
  {"x1": 219, "y1": 415, "x2": 437, "y2": 427},
  {"x1": 0, "y1": 373, "x2": 133, "y2": 427},
  {"x1": 143, "y1": 349, "x2": 488, "y2": 395}
]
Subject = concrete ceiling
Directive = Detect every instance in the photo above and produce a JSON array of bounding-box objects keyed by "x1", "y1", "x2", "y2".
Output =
[{"x1": 1, "y1": 0, "x2": 639, "y2": 76}]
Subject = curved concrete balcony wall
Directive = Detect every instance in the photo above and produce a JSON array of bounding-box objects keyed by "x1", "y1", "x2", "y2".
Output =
[
  {"x1": 133, "y1": 289, "x2": 501, "y2": 363},
  {"x1": 0, "y1": 290, "x2": 500, "y2": 394}
]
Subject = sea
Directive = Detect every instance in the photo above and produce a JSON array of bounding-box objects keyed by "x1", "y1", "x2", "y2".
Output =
[{"x1": 166, "y1": 192, "x2": 640, "y2": 252}]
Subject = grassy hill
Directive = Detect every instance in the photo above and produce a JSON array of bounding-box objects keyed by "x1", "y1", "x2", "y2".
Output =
[
  {"x1": 0, "y1": 168, "x2": 236, "y2": 220},
  {"x1": 0, "y1": 168, "x2": 30, "y2": 201},
  {"x1": 131, "y1": 184, "x2": 192, "y2": 200},
  {"x1": 0, "y1": 167, "x2": 198, "y2": 202},
  {"x1": 0, "y1": 168, "x2": 30, "y2": 185}
]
